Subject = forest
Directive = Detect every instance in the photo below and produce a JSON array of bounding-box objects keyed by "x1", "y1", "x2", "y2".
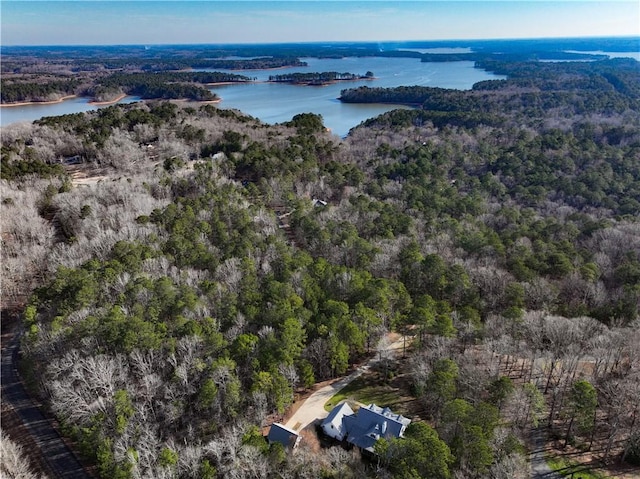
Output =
[
  {"x1": 1, "y1": 47, "x2": 639, "y2": 479},
  {"x1": 1, "y1": 71, "x2": 254, "y2": 104},
  {"x1": 0, "y1": 76, "x2": 82, "y2": 104},
  {"x1": 340, "y1": 58, "x2": 640, "y2": 114},
  {"x1": 91, "y1": 71, "x2": 254, "y2": 102},
  {"x1": 268, "y1": 71, "x2": 374, "y2": 85}
]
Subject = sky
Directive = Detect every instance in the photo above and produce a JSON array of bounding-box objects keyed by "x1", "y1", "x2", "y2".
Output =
[{"x1": 1, "y1": 1, "x2": 639, "y2": 46}]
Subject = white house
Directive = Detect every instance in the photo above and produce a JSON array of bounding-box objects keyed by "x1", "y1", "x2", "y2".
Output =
[
  {"x1": 320, "y1": 403, "x2": 411, "y2": 453},
  {"x1": 321, "y1": 402, "x2": 354, "y2": 441}
]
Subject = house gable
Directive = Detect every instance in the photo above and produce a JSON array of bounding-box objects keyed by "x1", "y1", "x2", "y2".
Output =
[{"x1": 320, "y1": 401, "x2": 354, "y2": 441}]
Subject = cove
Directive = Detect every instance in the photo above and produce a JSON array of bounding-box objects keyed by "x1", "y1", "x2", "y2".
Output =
[{"x1": 1, "y1": 57, "x2": 505, "y2": 137}]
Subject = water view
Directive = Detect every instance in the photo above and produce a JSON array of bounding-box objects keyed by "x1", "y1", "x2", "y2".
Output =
[
  {"x1": 0, "y1": 96, "x2": 141, "y2": 128},
  {"x1": 1, "y1": 57, "x2": 505, "y2": 136},
  {"x1": 208, "y1": 57, "x2": 505, "y2": 136},
  {"x1": 564, "y1": 50, "x2": 640, "y2": 61}
]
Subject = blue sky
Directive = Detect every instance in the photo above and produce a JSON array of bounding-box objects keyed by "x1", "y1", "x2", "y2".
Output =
[{"x1": 1, "y1": 1, "x2": 638, "y2": 46}]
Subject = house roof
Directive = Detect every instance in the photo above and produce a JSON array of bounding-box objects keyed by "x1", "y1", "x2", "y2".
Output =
[
  {"x1": 361, "y1": 404, "x2": 411, "y2": 428},
  {"x1": 346, "y1": 423, "x2": 380, "y2": 452},
  {"x1": 322, "y1": 401, "x2": 354, "y2": 426},
  {"x1": 322, "y1": 403, "x2": 411, "y2": 453},
  {"x1": 267, "y1": 423, "x2": 300, "y2": 449}
]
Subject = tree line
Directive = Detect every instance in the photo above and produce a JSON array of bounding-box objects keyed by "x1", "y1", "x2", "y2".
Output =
[
  {"x1": 1, "y1": 77, "x2": 82, "y2": 103},
  {"x1": 268, "y1": 71, "x2": 373, "y2": 85},
  {"x1": 91, "y1": 71, "x2": 252, "y2": 102},
  {"x1": 340, "y1": 58, "x2": 640, "y2": 117}
]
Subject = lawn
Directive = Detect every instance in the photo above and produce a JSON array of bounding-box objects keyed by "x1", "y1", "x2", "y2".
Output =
[
  {"x1": 323, "y1": 369, "x2": 412, "y2": 413},
  {"x1": 546, "y1": 455, "x2": 607, "y2": 479}
]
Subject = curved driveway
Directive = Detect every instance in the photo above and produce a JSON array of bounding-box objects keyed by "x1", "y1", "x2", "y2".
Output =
[
  {"x1": 1, "y1": 331, "x2": 93, "y2": 478},
  {"x1": 284, "y1": 335, "x2": 562, "y2": 479},
  {"x1": 285, "y1": 334, "x2": 409, "y2": 431}
]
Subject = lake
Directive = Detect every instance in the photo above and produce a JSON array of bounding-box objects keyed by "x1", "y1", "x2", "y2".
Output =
[
  {"x1": 0, "y1": 95, "x2": 141, "y2": 128},
  {"x1": 0, "y1": 57, "x2": 505, "y2": 137}
]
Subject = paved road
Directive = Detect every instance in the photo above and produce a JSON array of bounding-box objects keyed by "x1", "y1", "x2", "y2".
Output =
[
  {"x1": 285, "y1": 334, "x2": 409, "y2": 431},
  {"x1": 1, "y1": 331, "x2": 93, "y2": 479},
  {"x1": 530, "y1": 426, "x2": 563, "y2": 479}
]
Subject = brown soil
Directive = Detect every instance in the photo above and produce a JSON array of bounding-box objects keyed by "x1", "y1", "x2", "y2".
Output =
[
  {"x1": 262, "y1": 377, "x2": 339, "y2": 435},
  {"x1": 65, "y1": 164, "x2": 110, "y2": 186},
  {"x1": 493, "y1": 350, "x2": 640, "y2": 479},
  {"x1": 299, "y1": 428, "x2": 322, "y2": 454},
  {"x1": 88, "y1": 93, "x2": 127, "y2": 106}
]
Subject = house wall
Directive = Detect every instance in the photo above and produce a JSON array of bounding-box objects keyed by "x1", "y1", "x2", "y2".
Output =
[{"x1": 322, "y1": 421, "x2": 345, "y2": 441}]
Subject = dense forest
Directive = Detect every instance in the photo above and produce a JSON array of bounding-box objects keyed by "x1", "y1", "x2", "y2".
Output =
[
  {"x1": 91, "y1": 71, "x2": 253, "y2": 102},
  {"x1": 268, "y1": 72, "x2": 374, "y2": 85},
  {"x1": 340, "y1": 58, "x2": 640, "y2": 113},
  {"x1": 0, "y1": 76, "x2": 83, "y2": 103},
  {"x1": 1, "y1": 71, "x2": 254, "y2": 104},
  {"x1": 0, "y1": 50, "x2": 308, "y2": 74},
  {"x1": 1, "y1": 46, "x2": 640, "y2": 479}
]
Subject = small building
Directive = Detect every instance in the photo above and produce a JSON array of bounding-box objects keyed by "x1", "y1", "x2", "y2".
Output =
[
  {"x1": 267, "y1": 423, "x2": 302, "y2": 450},
  {"x1": 320, "y1": 403, "x2": 411, "y2": 453}
]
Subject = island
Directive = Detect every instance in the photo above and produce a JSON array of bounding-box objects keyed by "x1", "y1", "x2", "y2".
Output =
[{"x1": 269, "y1": 71, "x2": 374, "y2": 85}]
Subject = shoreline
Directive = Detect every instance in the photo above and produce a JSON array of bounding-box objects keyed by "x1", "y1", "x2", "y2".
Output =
[
  {"x1": 88, "y1": 93, "x2": 128, "y2": 106},
  {"x1": 1, "y1": 93, "x2": 220, "y2": 110},
  {"x1": 205, "y1": 81, "x2": 252, "y2": 87},
  {"x1": 1, "y1": 95, "x2": 78, "y2": 108},
  {"x1": 169, "y1": 98, "x2": 222, "y2": 105},
  {"x1": 225, "y1": 65, "x2": 305, "y2": 72},
  {"x1": 268, "y1": 76, "x2": 376, "y2": 87},
  {"x1": 337, "y1": 99, "x2": 421, "y2": 108}
]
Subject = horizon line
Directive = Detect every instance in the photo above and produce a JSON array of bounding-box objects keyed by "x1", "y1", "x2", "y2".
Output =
[{"x1": 2, "y1": 34, "x2": 639, "y2": 48}]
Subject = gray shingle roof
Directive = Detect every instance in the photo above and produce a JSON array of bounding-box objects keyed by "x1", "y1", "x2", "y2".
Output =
[
  {"x1": 267, "y1": 423, "x2": 301, "y2": 449},
  {"x1": 322, "y1": 403, "x2": 411, "y2": 452}
]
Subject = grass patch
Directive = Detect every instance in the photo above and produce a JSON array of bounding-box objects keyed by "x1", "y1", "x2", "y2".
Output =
[
  {"x1": 546, "y1": 455, "x2": 606, "y2": 479},
  {"x1": 324, "y1": 372, "x2": 406, "y2": 412}
]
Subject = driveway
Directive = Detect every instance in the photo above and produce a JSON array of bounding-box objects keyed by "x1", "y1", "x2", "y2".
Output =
[
  {"x1": 529, "y1": 426, "x2": 563, "y2": 479},
  {"x1": 285, "y1": 334, "x2": 410, "y2": 431}
]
